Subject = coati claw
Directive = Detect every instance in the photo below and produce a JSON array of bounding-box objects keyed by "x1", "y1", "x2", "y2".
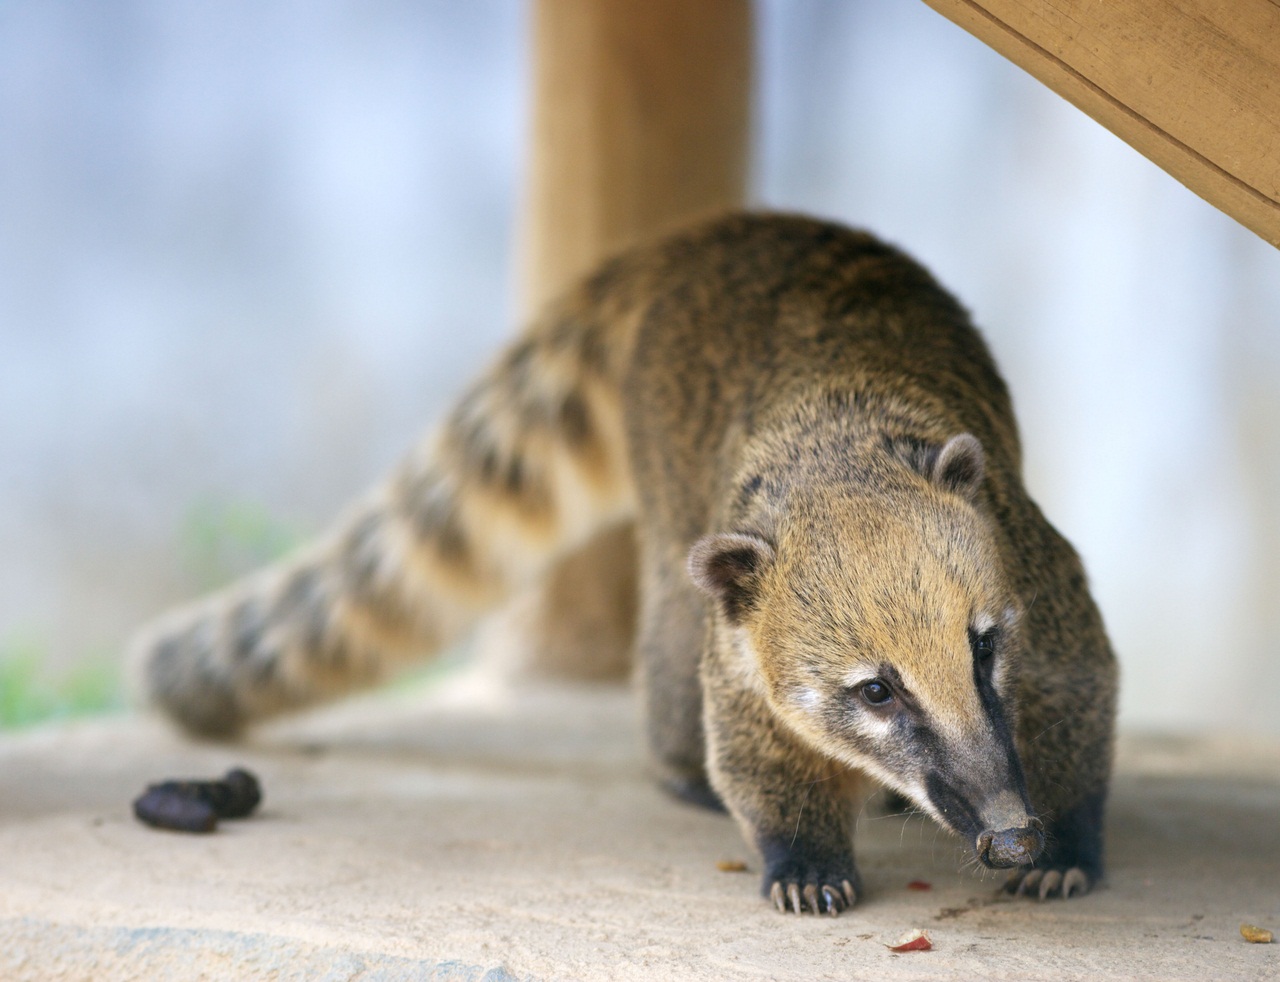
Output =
[
  {"x1": 803, "y1": 884, "x2": 820, "y2": 912},
  {"x1": 799, "y1": 882, "x2": 847, "y2": 915},
  {"x1": 1013, "y1": 868, "x2": 1044, "y2": 897},
  {"x1": 821, "y1": 886, "x2": 841, "y2": 915},
  {"x1": 1062, "y1": 867, "x2": 1090, "y2": 898},
  {"x1": 787, "y1": 882, "x2": 803, "y2": 914},
  {"x1": 766, "y1": 877, "x2": 856, "y2": 914},
  {"x1": 1005, "y1": 865, "x2": 1093, "y2": 900},
  {"x1": 1037, "y1": 869, "x2": 1063, "y2": 901}
]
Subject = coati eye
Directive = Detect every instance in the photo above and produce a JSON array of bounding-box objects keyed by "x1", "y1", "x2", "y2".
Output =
[
  {"x1": 860, "y1": 679, "x2": 894, "y2": 706},
  {"x1": 971, "y1": 629, "x2": 998, "y2": 661}
]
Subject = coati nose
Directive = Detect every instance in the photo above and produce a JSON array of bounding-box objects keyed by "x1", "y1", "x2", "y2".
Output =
[{"x1": 976, "y1": 824, "x2": 1044, "y2": 869}]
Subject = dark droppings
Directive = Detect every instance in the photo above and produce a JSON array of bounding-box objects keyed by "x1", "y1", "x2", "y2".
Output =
[
  {"x1": 133, "y1": 767, "x2": 262, "y2": 833},
  {"x1": 133, "y1": 787, "x2": 217, "y2": 833},
  {"x1": 149, "y1": 767, "x2": 262, "y2": 818}
]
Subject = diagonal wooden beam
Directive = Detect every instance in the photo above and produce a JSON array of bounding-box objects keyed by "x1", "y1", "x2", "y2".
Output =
[{"x1": 922, "y1": 0, "x2": 1280, "y2": 247}]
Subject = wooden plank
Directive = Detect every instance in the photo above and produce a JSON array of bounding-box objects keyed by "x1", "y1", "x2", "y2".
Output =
[{"x1": 922, "y1": 0, "x2": 1280, "y2": 248}]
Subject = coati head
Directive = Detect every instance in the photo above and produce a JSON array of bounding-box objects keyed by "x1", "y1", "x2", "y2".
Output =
[{"x1": 689, "y1": 432, "x2": 1044, "y2": 870}]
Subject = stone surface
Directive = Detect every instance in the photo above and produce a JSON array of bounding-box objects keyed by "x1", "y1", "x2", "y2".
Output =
[{"x1": 1, "y1": 670, "x2": 1277, "y2": 981}]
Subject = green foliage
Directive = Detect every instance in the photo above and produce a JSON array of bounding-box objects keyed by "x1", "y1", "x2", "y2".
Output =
[
  {"x1": 0, "y1": 636, "x2": 123, "y2": 729},
  {"x1": 0, "y1": 498, "x2": 301, "y2": 731}
]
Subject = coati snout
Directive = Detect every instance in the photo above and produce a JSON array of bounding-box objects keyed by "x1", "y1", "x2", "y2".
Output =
[{"x1": 979, "y1": 823, "x2": 1044, "y2": 868}]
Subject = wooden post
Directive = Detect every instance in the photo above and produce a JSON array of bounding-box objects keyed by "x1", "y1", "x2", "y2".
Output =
[
  {"x1": 521, "y1": 0, "x2": 753, "y2": 313},
  {"x1": 500, "y1": 0, "x2": 753, "y2": 679}
]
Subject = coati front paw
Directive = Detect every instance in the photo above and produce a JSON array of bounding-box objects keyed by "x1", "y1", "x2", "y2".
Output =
[
  {"x1": 761, "y1": 851, "x2": 862, "y2": 915},
  {"x1": 1003, "y1": 865, "x2": 1092, "y2": 901}
]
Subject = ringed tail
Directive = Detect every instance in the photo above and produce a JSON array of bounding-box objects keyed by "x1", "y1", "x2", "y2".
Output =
[{"x1": 130, "y1": 262, "x2": 646, "y2": 736}]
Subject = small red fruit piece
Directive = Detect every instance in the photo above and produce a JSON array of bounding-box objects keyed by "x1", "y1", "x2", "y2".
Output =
[{"x1": 887, "y1": 929, "x2": 933, "y2": 952}]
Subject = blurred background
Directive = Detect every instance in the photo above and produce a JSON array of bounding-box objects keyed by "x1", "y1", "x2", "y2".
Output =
[{"x1": 2, "y1": 0, "x2": 1277, "y2": 733}]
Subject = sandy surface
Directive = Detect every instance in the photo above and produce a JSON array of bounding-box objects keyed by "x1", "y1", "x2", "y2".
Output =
[{"x1": 1, "y1": 670, "x2": 1277, "y2": 981}]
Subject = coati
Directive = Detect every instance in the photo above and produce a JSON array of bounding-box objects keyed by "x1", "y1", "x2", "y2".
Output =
[{"x1": 132, "y1": 213, "x2": 1118, "y2": 914}]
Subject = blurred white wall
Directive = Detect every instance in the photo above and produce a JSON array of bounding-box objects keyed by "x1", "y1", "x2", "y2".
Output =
[{"x1": 2, "y1": 0, "x2": 1277, "y2": 734}]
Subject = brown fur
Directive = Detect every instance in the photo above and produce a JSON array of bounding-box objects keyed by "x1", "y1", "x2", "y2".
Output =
[{"x1": 131, "y1": 213, "x2": 1117, "y2": 912}]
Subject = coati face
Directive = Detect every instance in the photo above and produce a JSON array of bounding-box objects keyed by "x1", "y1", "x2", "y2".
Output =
[{"x1": 689, "y1": 433, "x2": 1043, "y2": 870}]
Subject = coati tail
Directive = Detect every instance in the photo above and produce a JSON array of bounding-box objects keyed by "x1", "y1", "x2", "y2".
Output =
[{"x1": 131, "y1": 285, "x2": 640, "y2": 737}]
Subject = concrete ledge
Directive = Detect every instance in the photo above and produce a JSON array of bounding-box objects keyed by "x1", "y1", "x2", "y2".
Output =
[{"x1": 1, "y1": 671, "x2": 1277, "y2": 980}]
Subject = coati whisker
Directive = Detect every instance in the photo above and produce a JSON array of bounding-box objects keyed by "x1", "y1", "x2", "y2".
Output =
[
  {"x1": 1029, "y1": 718, "x2": 1067, "y2": 745},
  {"x1": 789, "y1": 782, "x2": 813, "y2": 851}
]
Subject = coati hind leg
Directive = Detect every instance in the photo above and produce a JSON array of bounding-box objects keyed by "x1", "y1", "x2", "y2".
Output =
[{"x1": 635, "y1": 536, "x2": 721, "y2": 810}]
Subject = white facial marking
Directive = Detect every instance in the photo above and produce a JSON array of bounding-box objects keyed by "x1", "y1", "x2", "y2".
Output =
[
  {"x1": 849, "y1": 711, "x2": 894, "y2": 742},
  {"x1": 973, "y1": 611, "x2": 996, "y2": 635},
  {"x1": 792, "y1": 686, "x2": 821, "y2": 711},
  {"x1": 841, "y1": 669, "x2": 881, "y2": 691}
]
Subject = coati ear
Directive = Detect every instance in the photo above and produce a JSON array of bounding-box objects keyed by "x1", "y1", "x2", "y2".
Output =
[
  {"x1": 687, "y1": 532, "x2": 775, "y2": 622},
  {"x1": 930, "y1": 433, "x2": 985, "y2": 499}
]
